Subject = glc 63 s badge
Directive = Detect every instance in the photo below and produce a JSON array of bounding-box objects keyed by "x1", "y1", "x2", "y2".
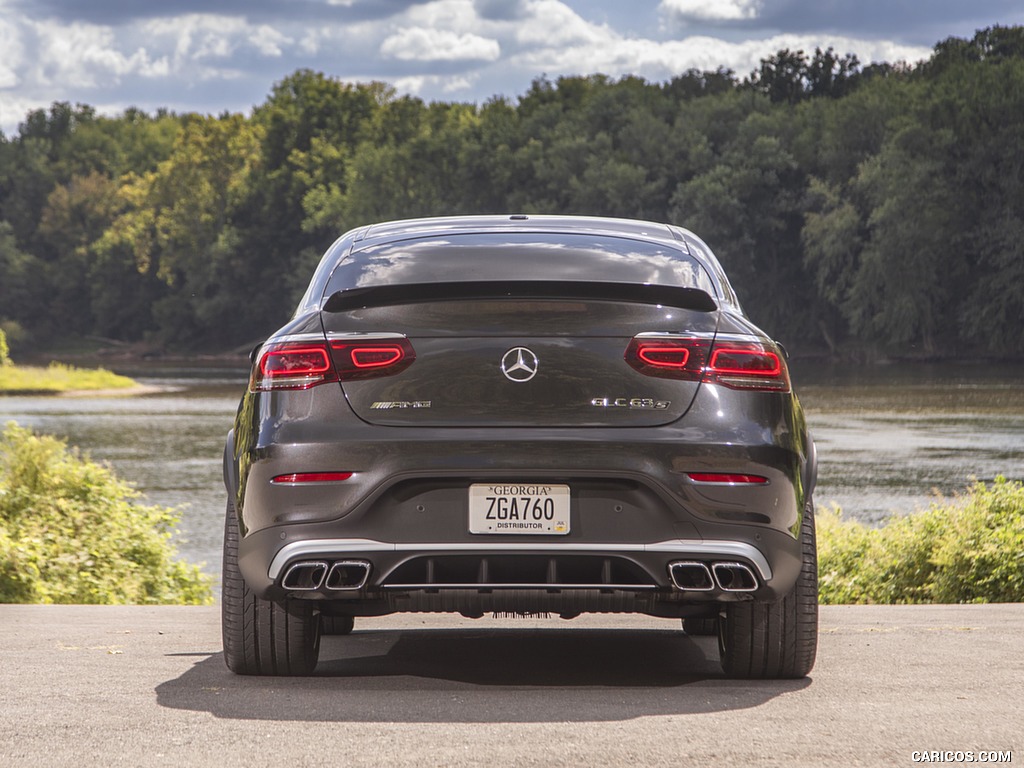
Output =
[{"x1": 590, "y1": 397, "x2": 671, "y2": 410}]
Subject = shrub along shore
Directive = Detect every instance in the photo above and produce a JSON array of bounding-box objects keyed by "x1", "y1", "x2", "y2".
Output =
[
  {"x1": 0, "y1": 424, "x2": 212, "y2": 604},
  {"x1": 817, "y1": 477, "x2": 1024, "y2": 605}
]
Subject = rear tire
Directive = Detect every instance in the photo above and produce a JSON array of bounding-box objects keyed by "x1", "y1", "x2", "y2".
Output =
[
  {"x1": 221, "y1": 500, "x2": 321, "y2": 675},
  {"x1": 682, "y1": 616, "x2": 719, "y2": 636},
  {"x1": 718, "y1": 497, "x2": 818, "y2": 679},
  {"x1": 321, "y1": 615, "x2": 355, "y2": 635}
]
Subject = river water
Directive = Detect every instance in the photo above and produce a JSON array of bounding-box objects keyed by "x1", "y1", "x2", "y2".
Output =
[{"x1": 2, "y1": 362, "x2": 1022, "y2": 577}]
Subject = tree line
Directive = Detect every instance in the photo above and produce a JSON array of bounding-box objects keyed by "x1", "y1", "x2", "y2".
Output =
[{"x1": 1, "y1": 26, "x2": 1022, "y2": 359}]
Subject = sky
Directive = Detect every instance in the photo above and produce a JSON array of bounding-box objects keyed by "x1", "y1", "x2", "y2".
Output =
[{"x1": 2, "y1": 0, "x2": 1023, "y2": 135}]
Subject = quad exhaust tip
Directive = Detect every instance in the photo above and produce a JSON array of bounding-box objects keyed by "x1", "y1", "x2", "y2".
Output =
[
  {"x1": 711, "y1": 562, "x2": 759, "y2": 592},
  {"x1": 669, "y1": 560, "x2": 759, "y2": 592},
  {"x1": 668, "y1": 562, "x2": 714, "y2": 591},
  {"x1": 281, "y1": 561, "x2": 329, "y2": 591},
  {"x1": 281, "y1": 560, "x2": 370, "y2": 591},
  {"x1": 326, "y1": 560, "x2": 371, "y2": 591}
]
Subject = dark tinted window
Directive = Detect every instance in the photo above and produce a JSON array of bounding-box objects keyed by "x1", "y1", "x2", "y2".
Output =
[{"x1": 326, "y1": 233, "x2": 716, "y2": 296}]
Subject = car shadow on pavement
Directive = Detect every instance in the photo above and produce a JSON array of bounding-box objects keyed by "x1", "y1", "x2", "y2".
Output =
[{"x1": 156, "y1": 627, "x2": 811, "y2": 722}]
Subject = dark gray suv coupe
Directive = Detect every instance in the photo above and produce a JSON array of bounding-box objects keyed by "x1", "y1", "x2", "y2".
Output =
[{"x1": 222, "y1": 215, "x2": 818, "y2": 678}]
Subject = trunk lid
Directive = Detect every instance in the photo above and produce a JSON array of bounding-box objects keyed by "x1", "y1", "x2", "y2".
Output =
[{"x1": 321, "y1": 298, "x2": 719, "y2": 428}]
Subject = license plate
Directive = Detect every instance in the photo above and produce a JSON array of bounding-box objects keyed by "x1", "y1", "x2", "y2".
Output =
[{"x1": 469, "y1": 484, "x2": 570, "y2": 535}]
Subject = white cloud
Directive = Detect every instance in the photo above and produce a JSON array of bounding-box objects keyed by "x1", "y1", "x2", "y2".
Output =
[
  {"x1": 660, "y1": 0, "x2": 764, "y2": 22},
  {"x1": 250, "y1": 25, "x2": 292, "y2": 57},
  {"x1": 513, "y1": 0, "x2": 609, "y2": 47},
  {"x1": 443, "y1": 75, "x2": 474, "y2": 93},
  {"x1": 32, "y1": 19, "x2": 168, "y2": 88},
  {"x1": 143, "y1": 15, "x2": 247, "y2": 62},
  {"x1": 299, "y1": 30, "x2": 322, "y2": 55},
  {"x1": 0, "y1": 93, "x2": 49, "y2": 136},
  {"x1": 381, "y1": 28, "x2": 500, "y2": 62},
  {"x1": 400, "y1": 0, "x2": 484, "y2": 33},
  {"x1": 393, "y1": 73, "x2": 477, "y2": 96},
  {"x1": 511, "y1": 31, "x2": 931, "y2": 83},
  {"x1": 393, "y1": 74, "x2": 427, "y2": 94},
  {"x1": 142, "y1": 14, "x2": 297, "y2": 65},
  {"x1": 0, "y1": 18, "x2": 24, "y2": 88}
]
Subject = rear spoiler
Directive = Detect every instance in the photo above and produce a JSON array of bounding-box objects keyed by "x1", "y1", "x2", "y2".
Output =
[{"x1": 322, "y1": 281, "x2": 718, "y2": 313}]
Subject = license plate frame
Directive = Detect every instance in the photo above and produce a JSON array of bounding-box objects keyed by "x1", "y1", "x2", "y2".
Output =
[{"x1": 468, "y1": 483, "x2": 570, "y2": 535}]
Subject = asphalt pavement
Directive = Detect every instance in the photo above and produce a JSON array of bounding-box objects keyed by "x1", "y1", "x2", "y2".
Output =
[{"x1": 0, "y1": 604, "x2": 1020, "y2": 767}]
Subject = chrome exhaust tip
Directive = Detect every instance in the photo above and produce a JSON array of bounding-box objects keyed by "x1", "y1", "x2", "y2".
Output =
[
  {"x1": 325, "y1": 560, "x2": 371, "y2": 591},
  {"x1": 712, "y1": 562, "x2": 759, "y2": 592},
  {"x1": 281, "y1": 561, "x2": 328, "y2": 591},
  {"x1": 668, "y1": 561, "x2": 715, "y2": 591}
]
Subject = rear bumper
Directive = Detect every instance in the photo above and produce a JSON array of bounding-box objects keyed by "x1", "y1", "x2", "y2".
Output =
[
  {"x1": 227, "y1": 381, "x2": 813, "y2": 614},
  {"x1": 235, "y1": 509, "x2": 804, "y2": 613},
  {"x1": 265, "y1": 538, "x2": 773, "y2": 583}
]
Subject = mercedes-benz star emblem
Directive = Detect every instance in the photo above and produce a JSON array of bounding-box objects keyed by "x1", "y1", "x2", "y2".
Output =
[{"x1": 501, "y1": 347, "x2": 539, "y2": 382}]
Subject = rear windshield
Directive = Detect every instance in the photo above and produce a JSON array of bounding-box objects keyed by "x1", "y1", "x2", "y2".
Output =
[{"x1": 324, "y1": 232, "x2": 716, "y2": 297}]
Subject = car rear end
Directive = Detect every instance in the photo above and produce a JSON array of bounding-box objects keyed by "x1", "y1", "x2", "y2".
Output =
[{"x1": 222, "y1": 216, "x2": 817, "y2": 677}]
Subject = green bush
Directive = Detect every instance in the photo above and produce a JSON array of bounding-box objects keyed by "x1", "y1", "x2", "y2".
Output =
[
  {"x1": 818, "y1": 477, "x2": 1024, "y2": 604},
  {"x1": 0, "y1": 423, "x2": 212, "y2": 604},
  {"x1": 0, "y1": 328, "x2": 10, "y2": 367}
]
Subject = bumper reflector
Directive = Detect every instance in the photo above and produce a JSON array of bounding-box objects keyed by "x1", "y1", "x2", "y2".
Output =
[
  {"x1": 686, "y1": 473, "x2": 768, "y2": 485},
  {"x1": 271, "y1": 472, "x2": 354, "y2": 484}
]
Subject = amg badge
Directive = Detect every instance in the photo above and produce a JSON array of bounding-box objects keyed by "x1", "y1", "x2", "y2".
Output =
[{"x1": 370, "y1": 401, "x2": 432, "y2": 410}]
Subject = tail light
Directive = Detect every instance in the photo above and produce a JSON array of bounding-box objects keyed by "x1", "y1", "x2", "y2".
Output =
[
  {"x1": 251, "y1": 337, "x2": 415, "y2": 391},
  {"x1": 624, "y1": 337, "x2": 710, "y2": 382},
  {"x1": 706, "y1": 341, "x2": 788, "y2": 391},
  {"x1": 251, "y1": 342, "x2": 336, "y2": 390},
  {"x1": 625, "y1": 335, "x2": 790, "y2": 392},
  {"x1": 330, "y1": 339, "x2": 415, "y2": 381}
]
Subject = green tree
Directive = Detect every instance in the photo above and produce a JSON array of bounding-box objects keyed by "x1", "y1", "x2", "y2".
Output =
[
  {"x1": 664, "y1": 68, "x2": 737, "y2": 101},
  {"x1": 35, "y1": 172, "x2": 122, "y2": 332},
  {"x1": 930, "y1": 44, "x2": 1024, "y2": 355},
  {"x1": 749, "y1": 47, "x2": 862, "y2": 104},
  {"x1": 0, "y1": 222, "x2": 45, "y2": 342},
  {"x1": 96, "y1": 114, "x2": 261, "y2": 346},
  {"x1": 237, "y1": 74, "x2": 395, "y2": 330},
  {"x1": 801, "y1": 110, "x2": 965, "y2": 356},
  {"x1": 669, "y1": 109, "x2": 815, "y2": 342}
]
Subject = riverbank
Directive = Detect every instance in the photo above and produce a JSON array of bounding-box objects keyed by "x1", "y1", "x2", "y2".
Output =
[
  {"x1": 0, "y1": 361, "x2": 140, "y2": 396},
  {"x1": 11, "y1": 335, "x2": 253, "y2": 370}
]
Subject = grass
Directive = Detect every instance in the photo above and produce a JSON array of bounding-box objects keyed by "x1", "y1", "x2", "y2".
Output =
[{"x1": 0, "y1": 361, "x2": 137, "y2": 394}]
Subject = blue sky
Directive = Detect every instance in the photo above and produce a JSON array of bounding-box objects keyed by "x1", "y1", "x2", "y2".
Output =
[{"x1": 2, "y1": 0, "x2": 1022, "y2": 134}]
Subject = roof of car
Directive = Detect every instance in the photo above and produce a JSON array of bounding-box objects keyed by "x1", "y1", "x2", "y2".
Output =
[
  {"x1": 294, "y1": 214, "x2": 742, "y2": 316},
  {"x1": 354, "y1": 215, "x2": 688, "y2": 250}
]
